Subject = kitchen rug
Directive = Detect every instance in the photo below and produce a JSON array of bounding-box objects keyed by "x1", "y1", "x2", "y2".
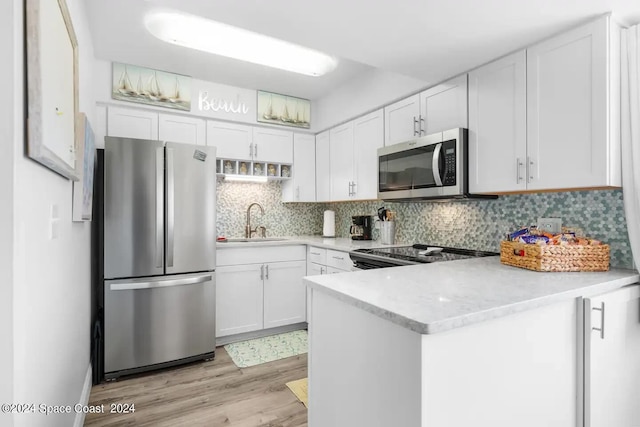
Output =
[
  {"x1": 286, "y1": 378, "x2": 308, "y2": 408},
  {"x1": 224, "y1": 330, "x2": 308, "y2": 368}
]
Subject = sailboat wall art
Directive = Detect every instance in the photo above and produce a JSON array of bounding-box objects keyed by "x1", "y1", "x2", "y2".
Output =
[
  {"x1": 111, "y1": 62, "x2": 192, "y2": 111},
  {"x1": 257, "y1": 90, "x2": 310, "y2": 129}
]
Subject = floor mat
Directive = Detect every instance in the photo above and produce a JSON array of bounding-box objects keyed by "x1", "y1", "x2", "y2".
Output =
[
  {"x1": 286, "y1": 378, "x2": 308, "y2": 408},
  {"x1": 224, "y1": 330, "x2": 308, "y2": 368}
]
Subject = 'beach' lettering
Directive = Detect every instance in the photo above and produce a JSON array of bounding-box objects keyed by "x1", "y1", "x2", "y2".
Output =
[{"x1": 198, "y1": 91, "x2": 249, "y2": 115}]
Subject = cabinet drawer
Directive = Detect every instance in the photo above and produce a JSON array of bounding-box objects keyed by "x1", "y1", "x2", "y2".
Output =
[
  {"x1": 307, "y1": 246, "x2": 327, "y2": 265},
  {"x1": 217, "y1": 245, "x2": 306, "y2": 266},
  {"x1": 326, "y1": 266, "x2": 350, "y2": 274},
  {"x1": 326, "y1": 250, "x2": 352, "y2": 271}
]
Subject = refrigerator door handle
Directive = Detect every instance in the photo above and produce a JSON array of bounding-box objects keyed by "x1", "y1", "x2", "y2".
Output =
[
  {"x1": 155, "y1": 147, "x2": 164, "y2": 268},
  {"x1": 109, "y1": 274, "x2": 212, "y2": 291},
  {"x1": 166, "y1": 147, "x2": 175, "y2": 267}
]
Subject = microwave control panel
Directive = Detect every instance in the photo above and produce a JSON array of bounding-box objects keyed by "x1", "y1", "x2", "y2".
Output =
[{"x1": 442, "y1": 139, "x2": 457, "y2": 186}]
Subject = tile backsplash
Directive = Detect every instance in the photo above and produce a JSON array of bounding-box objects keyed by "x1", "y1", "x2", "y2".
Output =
[
  {"x1": 217, "y1": 183, "x2": 632, "y2": 269},
  {"x1": 216, "y1": 181, "x2": 323, "y2": 238}
]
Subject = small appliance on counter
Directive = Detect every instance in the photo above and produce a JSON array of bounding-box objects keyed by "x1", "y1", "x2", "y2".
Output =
[
  {"x1": 323, "y1": 210, "x2": 336, "y2": 237},
  {"x1": 350, "y1": 215, "x2": 372, "y2": 240}
]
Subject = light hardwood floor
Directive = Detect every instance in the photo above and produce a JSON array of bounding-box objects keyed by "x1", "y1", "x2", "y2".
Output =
[{"x1": 84, "y1": 348, "x2": 308, "y2": 427}]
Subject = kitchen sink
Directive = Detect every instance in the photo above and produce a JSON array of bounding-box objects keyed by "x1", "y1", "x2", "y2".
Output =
[{"x1": 219, "y1": 238, "x2": 288, "y2": 243}]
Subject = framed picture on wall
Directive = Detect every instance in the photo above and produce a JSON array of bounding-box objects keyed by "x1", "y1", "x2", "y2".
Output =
[
  {"x1": 111, "y1": 62, "x2": 192, "y2": 111},
  {"x1": 25, "y1": 0, "x2": 80, "y2": 180},
  {"x1": 257, "y1": 90, "x2": 310, "y2": 129},
  {"x1": 72, "y1": 113, "x2": 96, "y2": 222}
]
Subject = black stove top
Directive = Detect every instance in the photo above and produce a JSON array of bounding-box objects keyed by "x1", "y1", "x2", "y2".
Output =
[{"x1": 350, "y1": 244, "x2": 498, "y2": 268}]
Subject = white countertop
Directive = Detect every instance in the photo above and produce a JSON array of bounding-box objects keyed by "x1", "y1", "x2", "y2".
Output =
[
  {"x1": 216, "y1": 235, "x2": 405, "y2": 251},
  {"x1": 304, "y1": 257, "x2": 639, "y2": 335}
]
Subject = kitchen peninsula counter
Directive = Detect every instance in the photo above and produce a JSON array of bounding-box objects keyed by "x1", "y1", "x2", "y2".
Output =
[
  {"x1": 304, "y1": 257, "x2": 639, "y2": 427},
  {"x1": 304, "y1": 257, "x2": 639, "y2": 334}
]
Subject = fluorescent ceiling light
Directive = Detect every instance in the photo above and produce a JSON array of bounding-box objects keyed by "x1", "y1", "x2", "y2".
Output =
[{"x1": 145, "y1": 11, "x2": 338, "y2": 77}]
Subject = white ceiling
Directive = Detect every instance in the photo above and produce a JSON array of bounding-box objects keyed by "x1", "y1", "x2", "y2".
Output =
[{"x1": 86, "y1": 0, "x2": 640, "y2": 100}]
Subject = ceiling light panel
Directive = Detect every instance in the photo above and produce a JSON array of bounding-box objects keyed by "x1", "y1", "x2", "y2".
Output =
[{"x1": 145, "y1": 12, "x2": 338, "y2": 77}]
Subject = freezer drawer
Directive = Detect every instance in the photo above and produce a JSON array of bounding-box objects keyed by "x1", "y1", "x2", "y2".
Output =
[{"x1": 104, "y1": 272, "x2": 215, "y2": 376}]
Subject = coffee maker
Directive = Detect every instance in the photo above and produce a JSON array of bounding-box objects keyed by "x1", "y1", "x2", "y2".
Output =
[{"x1": 350, "y1": 215, "x2": 372, "y2": 240}]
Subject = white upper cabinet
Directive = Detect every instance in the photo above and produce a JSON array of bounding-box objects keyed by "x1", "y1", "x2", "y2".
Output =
[
  {"x1": 419, "y1": 75, "x2": 468, "y2": 135},
  {"x1": 252, "y1": 127, "x2": 294, "y2": 164},
  {"x1": 330, "y1": 121, "x2": 355, "y2": 201},
  {"x1": 468, "y1": 15, "x2": 620, "y2": 194},
  {"x1": 384, "y1": 94, "x2": 421, "y2": 146},
  {"x1": 469, "y1": 50, "x2": 527, "y2": 193},
  {"x1": 206, "y1": 121, "x2": 253, "y2": 159},
  {"x1": 353, "y1": 109, "x2": 384, "y2": 200},
  {"x1": 283, "y1": 133, "x2": 316, "y2": 202},
  {"x1": 315, "y1": 130, "x2": 331, "y2": 202},
  {"x1": 526, "y1": 15, "x2": 621, "y2": 190},
  {"x1": 107, "y1": 106, "x2": 158, "y2": 140},
  {"x1": 158, "y1": 114, "x2": 206, "y2": 146},
  {"x1": 384, "y1": 77, "x2": 468, "y2": 147}
]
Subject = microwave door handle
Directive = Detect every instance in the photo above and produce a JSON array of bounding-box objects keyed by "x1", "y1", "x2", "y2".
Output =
[{"x1": 432, "y1": 143, "x2": 443, "y2": 186}]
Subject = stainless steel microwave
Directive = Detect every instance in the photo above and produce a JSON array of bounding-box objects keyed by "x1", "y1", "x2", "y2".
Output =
[{"x1": 378, "y1": 128, "x2": 495, "y2": 201}]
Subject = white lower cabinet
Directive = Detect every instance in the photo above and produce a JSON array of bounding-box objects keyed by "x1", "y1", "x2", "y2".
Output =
[
  {"x1": 264, "y1": 261, "x2": 307, "y2": 328},
  {"x1": 216, "y1": 264, "x2": 264, "y2": 337},
  {"x1": 307, "y1": 261, "x2": 326, "y2": 276},
  {"x1": 584, "y1": 285, "x2": 640, "y2": 427},
  {"x1": 310, "y1": 292, "x2": 579, "y2": 427},
  {"x1": 216, "y1": 246, "x2": 306, "y2": 339}
]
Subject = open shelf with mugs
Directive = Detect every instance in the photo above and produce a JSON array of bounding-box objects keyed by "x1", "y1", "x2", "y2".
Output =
[{"x1": 216, "y1": 159, "x2": 292, "y2": 181}]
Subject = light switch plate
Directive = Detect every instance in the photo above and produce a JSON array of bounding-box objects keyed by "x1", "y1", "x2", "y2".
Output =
[{"x1": 537, "y1": 217, "x2": 562, "y2": 233}]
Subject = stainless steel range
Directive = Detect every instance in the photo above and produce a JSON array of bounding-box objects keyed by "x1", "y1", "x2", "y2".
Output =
[{"x1": 349, "y1": 244, "x2": 498, "y2": 269}]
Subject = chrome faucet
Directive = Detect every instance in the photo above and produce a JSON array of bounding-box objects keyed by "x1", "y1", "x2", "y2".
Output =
[{"x1": 245, "y1": 203, "x2": 265, "y2": 238}]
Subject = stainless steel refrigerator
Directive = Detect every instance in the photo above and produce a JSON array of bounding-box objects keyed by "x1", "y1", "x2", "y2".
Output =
[{"x1": 102, "y1": 137, "x2": 216, "y2": 380}]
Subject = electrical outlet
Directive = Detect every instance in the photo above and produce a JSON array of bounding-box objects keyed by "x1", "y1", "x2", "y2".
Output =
[
  {"x1": 537, "y1": 217, "x2": 562, "y2": 233},
  {"x1": 49, "y1": 204, "x2": 60, "y2": 240}
]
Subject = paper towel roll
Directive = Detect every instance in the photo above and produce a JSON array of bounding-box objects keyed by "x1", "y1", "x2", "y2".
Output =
[{"x1": 322, "y1": 210, "x2": 335, "y2": 237}]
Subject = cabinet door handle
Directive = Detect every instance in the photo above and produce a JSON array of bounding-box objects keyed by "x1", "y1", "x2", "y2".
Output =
[
  {"x1": 254, "y1": 143, "x2": 258, "y2": 158},
  {"x1": 347, "y1": 181, "x2": 352, "y2": 196},
  {"x1": 419, "y1": 115, "x2": 425, "y2": 135},
  {"x1": 527, "y1": 156, "x2": 534, "y2": 183},
  {"x1": 265, "y1": 264, "x2": 269, "y2": 280},
  {"x1": 260, "y1": 264, "x2": 264, "y2": 280},
  {"x1": 250, "y1": 143, "x2": 253, "y2": 158},
  {"x1": 352, "y1": 181, "x2": 357, "y2": 196},
  {"x1": 413, "y1": 116, "x2": 419, "y2": 136},
  {"x1": 592, "y1": 302, "x2": 605, "y2": 339},
  {"x1": 310, "y1": 251, "x2": 321, "y2": 256},
  {"x1": 332, "y1": 255, "x2": 344, "y2": 261},
  {"x1": 516, "y1": 158, "x2": 524, "y2": 183},
  {"x1": 320, "y1": 266, "x2": 325, "y2": 274}
]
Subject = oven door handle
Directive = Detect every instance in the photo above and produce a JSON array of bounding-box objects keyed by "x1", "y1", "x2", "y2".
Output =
[{"x1": 432, "y1": 143, "x2": 443, "y2": 187}]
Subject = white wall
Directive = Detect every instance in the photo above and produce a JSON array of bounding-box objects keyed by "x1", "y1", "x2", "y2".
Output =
[
  {"x1": 311, "y1": 68, "x2": 426, "y2": 132},
  {"x1": 0, "y1": 0, "x2": 17, "y2": 424},
  {"x1": 10, "y1": 0, "x2": 96, "y2": 425}
]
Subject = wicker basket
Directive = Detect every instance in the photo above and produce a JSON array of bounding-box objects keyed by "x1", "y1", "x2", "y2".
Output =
[{"x1": 500, "y1": 240, "x2": 610, "y2": 272}]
